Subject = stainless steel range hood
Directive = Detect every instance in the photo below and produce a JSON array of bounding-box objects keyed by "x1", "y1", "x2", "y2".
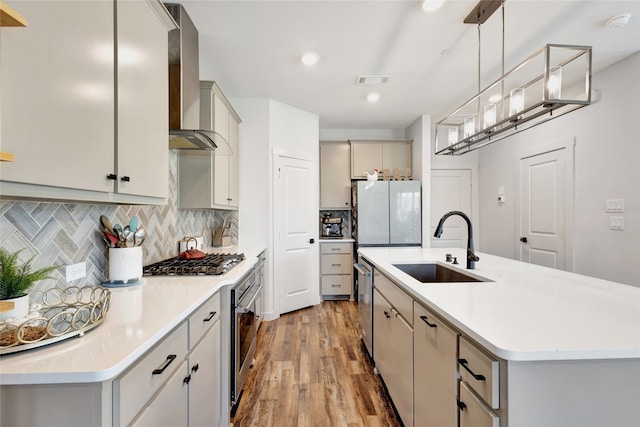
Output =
[{"x1": 165, "y1": 3, "x2": 227, "y2": 151}]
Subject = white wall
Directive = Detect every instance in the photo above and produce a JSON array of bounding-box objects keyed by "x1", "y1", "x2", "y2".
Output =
[
  {"x1": 233, "y1": 98, "x2": 319, "y2": 319},
  {"x1": 478, "y1": 52, "x2": 640, "y2": 286}
]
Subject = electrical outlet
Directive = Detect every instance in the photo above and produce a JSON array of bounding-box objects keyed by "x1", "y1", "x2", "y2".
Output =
[
  {"x1": 609, "y1": 216, "x2": 624, "y2": 231},
  {"x1": 66, "y1": 261, "x2": 86, "y2": 282}
]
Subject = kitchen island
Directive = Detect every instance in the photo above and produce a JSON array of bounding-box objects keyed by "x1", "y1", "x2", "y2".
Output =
[
  {"x1": 0, "y1": 245, "x2": 265, "y2": 427},
  {"x1": 359, "y1": 246, "x2": 640, "y2": 427}
]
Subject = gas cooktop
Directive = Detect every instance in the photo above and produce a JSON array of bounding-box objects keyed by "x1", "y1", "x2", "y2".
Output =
[{"x1": 143, "y1": 253, "x2": 245, "y2": 276}]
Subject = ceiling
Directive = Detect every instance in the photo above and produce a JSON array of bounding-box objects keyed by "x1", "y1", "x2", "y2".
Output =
[{"x1": 179, "y1": 0, "x2": 640, "y2": 130}]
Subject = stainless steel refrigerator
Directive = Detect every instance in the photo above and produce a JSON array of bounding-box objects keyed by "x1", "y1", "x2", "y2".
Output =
[{"x1": 351, "y1": 180, "x2": 422, "y2": 246}]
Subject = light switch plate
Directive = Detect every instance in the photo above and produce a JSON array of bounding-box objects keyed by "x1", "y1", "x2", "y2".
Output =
[
  {"x1": 66, "y1": 262, "x2": 86, "y2": 282},
  {"x1": 609, "y1": 216, "x2": 624, "y2": 230},
  {"x1": 605, "y1": 199, "x2": 624, "y2": 213}
]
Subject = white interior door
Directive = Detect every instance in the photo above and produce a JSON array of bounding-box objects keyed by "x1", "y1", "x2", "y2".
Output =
[
  {"x1": 430, "y1": 169, "x2": 472, "y2": 248},
  {"x1": 520, "y1": 148, "x2": 568, "y2": 269},
  {"x1": 274, "y1": 153, "x2": 319, "y2": 315}
]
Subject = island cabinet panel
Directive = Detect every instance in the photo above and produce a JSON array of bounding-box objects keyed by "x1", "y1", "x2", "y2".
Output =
[
  {"x1": 413, "y1": 302, "x2": 459, "y2": 427},
  {"x1": 459, "y1": 336, "x2": 501, "y2": 409},
  {"x1": 459, "y1": 381, "x2": 500, "y2": 427},
  {"x1": 373, "y1": 286, "x2": 413, "y2": 427}
]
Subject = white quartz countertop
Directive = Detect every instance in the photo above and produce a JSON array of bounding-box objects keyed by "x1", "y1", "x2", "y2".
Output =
[
  {"x1": 0, "y1": 246, "x2": 265, "y2": 385},
  {"x1": 319, "y1": 238, "x2": 355, "y2": 243},
  {"x1": 359, "y1": 247, "x2": 640, "y2": 362}
]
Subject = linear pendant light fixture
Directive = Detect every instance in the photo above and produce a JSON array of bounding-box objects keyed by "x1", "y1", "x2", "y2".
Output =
[{"x1": 435, "y1": 0, "x2": 592, "y2": 156}]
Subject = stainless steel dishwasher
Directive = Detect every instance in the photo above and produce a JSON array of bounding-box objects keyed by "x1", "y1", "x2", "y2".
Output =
[{"x1": 354, "y1": 256, "x2": 373, "y2": 358}]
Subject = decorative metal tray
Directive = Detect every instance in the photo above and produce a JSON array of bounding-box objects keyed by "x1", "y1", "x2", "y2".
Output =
[{"x1": 0, "y1": 285, "x2": 111, "y2": 355}]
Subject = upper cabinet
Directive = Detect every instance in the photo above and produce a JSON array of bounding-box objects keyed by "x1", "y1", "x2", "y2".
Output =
[
  {"x1": 320, "y1": 141, "x2": 350, "y2": 209},
  {"x1": 350, "y1": 139, "x2": 412, "y2": 179},
  {"x1": 178, "y1": 81, "x2": 241, "y2": 210},
  {"x1": 0, "y1": 0, "x2": 175, "y2": 204}
]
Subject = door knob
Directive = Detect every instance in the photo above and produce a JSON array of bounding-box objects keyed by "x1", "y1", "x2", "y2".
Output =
[
  {"x1": 309, "y1": 238, "x2": 315, "y2": 244},
  {"x1": 520, "y1": 237, "x2": 528, "y2": 243}
]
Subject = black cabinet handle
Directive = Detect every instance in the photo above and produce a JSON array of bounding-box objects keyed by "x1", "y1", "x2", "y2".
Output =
[
  {"x1": 191, "y1": 363, "x2": 199, "y2": 373},
  {"x1": 457, "y1": 399, "x2": 467, "y2": 411},
  {"x1": 383, "y1": 311, "x2": 391, "y2": 319},
  {"x1": 107, "y1": 174, "x2": 117, "y2": 180},
  {"x1": 120, "y1": 176, "x2": 130, "y2": 182},
  {"x1": 204, "y1": 311, "x2": 216, "y2": 322},
  {"x1": 183, "y1": 375, "x2": 191, "y2": 384},
  {"x1": 457, "y1": 358, "x2": 486, "y2": 381},
  {"x1": 420, "y1": 315, "x2": 437, "y2": 328},
  {"x1": 152, "y1": 354, "x2": 177, "y2": 375}
]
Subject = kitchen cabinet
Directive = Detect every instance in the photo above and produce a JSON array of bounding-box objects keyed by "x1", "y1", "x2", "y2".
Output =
[
  {"x1": 179, "y1": 81, "x2": 241, "y2": 210},
  {"x1": 187, "y1": 292, "x2": 222, "y2": 427},
  {"x1": 0, "y1": 0, "x2": 174, "y2": 204},
  {"x1": 372, "y1": 272, "x2": 413, "y2": 427},
  {"x1": 414, "y1": 302, "x2": 459, "y2": 427},
  {"x1": 255, "y1": 251, "x2": 266, "y2": 328},
  {"x1": 319, "y1": 141, "x2": 351, "y2": 209},
  {"x1": 349, "y1": 139, "x2": 412, "y2": 179},
  {"x1": 320, "y1": 241, "x2": 353, "y2": 299}
]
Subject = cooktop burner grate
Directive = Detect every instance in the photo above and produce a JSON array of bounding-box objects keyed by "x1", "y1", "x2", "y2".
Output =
[{"x1": 143, "y1": 253, "x2": 245, "y2": 276}]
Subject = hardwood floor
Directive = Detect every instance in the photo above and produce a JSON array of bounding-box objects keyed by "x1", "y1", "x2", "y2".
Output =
[{"x1": 231, "y1": 301, "x2": 402, "y2": 427}]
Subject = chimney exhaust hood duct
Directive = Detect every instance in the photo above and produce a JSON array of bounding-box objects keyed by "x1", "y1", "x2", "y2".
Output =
[{"x1": 165, "y1": 3, "x2": 227, "y2": 151}]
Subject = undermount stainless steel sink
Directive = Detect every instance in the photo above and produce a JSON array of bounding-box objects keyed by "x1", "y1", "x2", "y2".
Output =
[{"x1": 392, "y1": 263, "x2": 489, "y2": 283}]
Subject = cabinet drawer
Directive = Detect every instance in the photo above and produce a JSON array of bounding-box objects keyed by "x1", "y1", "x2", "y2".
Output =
[
  {"x1": 189, "y1": 291, "x2": 221, "y2": 348},
  {"x1": 459, "y1": 381, "x2": 500, "y2": 427},
  {"x1": 321, "y1": 242, "x2": 352, "y2": 255},
  {"x1": 459, "y1": 337, "x2": 500, "y2": 409},
  {"x1": 321, "y1": 254, "x2": 352, "y2": 275},
  {"x1": 114, "y1": 322, "x2": 188, "y2": 427},
  {"x1": 374, "y1": 270, "x2": 412, "y2": 324},
  {"x1": 321, "y1": 275, "x2": 352, "y2": 295}
]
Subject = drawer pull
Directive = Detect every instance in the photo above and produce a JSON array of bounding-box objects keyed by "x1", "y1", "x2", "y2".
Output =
[
  {"x1": 383, "y1": 311, "x2": 391, "y2": 319},
  {"x1": 183, "y1": 375, "x2": 191, "y2": 384},
  {"x1": 331, "y1": 284, "x2": 341, "y2": 287},
  {"x1": 152, "y1": 354, "x2": 177, "y2": 375},
  {"x1": 204, "y1": 311, "x2": 216, "y2": 322},
  {"x1": 420, "y1": 315, "x2": 437, "y2": 328},
  {"x1": 458, "y1": 358, "x2": 486, "y2": 381},
  {"x1": 331, "y1": 263, "x2": 341, "y2": 267},
  {"x1": 191, "y1": 363, "x2": 199, "y2": 373},
  {"x1": 331, "y1": 248, "x2": 340, "y2": 251},
  {"x1": 457, "y1": 399, "x2": 467, "y2": 411}
]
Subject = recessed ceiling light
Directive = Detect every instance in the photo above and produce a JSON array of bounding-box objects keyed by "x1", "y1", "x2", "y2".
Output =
[
  {"x1": 367, "y1": 93, "x2": 381, "y2": 103},
  {"x1": 301, "y1": 52, "x2": 319, "y2": 66},
  {"x1": 606, "y1": 13, "x2": 631, "y2": 29},
  {"x1": 422, "y1": 0, "x2": 446, "y2": 12},
  {"x1": 489, "y1": 94, "x2": 502, "y2": 103}
]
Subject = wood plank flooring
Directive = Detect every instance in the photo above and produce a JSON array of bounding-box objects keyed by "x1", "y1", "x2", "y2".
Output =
[{"x1": 231, "y1": 301, "x2": 402, "y2": 427}]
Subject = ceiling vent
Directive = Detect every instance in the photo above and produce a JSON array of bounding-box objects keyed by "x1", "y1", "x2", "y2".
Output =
[{"x1": 356, "y1": 75, "x2": 391, "y2": 85}]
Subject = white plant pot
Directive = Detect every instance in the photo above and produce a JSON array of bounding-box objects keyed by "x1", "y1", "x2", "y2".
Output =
[{"x1": 0, "y1": 294, "x2": 30, "y2": 322}]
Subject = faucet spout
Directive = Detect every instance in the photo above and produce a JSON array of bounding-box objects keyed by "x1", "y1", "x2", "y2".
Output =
[{"x1": 433, "y1": 210, "x2": 479, "y2": 269}]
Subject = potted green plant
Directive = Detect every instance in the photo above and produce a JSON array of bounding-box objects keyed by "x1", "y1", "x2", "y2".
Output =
[{"x1": 0, "y1": 249, "x2": 58, "y2": 321}]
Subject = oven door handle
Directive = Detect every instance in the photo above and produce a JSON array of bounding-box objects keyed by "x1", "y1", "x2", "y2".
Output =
[{"x1": 235, "y1": 285, "x2": 261, "y2": 314}]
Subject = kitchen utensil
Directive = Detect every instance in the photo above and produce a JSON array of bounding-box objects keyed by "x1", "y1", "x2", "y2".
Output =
[
  {"x1": 100, "y1": 215, "x2": 114, "y2": 235},
  {"x1": 122, "y1": 227, "x2": 134, "y2": 248},
  {"x1": 104, "y1": 231, "x2": 119, "y2": 247},
  {"x1": 129, "y1": 215, "x2": 139, "y2": 233},
  {"x1": 134, "y1": 227, "x2": 146, "y2": 246}
]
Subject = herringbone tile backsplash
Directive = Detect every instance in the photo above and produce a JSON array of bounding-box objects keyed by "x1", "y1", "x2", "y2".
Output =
[{"x1": 0, "y1": 151, "x2": 238, "y2": 295}]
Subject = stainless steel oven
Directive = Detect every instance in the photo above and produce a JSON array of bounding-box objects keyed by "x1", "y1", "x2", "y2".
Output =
[{"x1": 230, "y1": 271, "x2": 261, "y2": 409}]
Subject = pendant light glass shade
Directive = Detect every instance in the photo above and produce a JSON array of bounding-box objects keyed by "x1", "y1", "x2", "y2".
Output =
[{"x1": 436, "y1": 44, "x2": 592, "y2": 155}]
